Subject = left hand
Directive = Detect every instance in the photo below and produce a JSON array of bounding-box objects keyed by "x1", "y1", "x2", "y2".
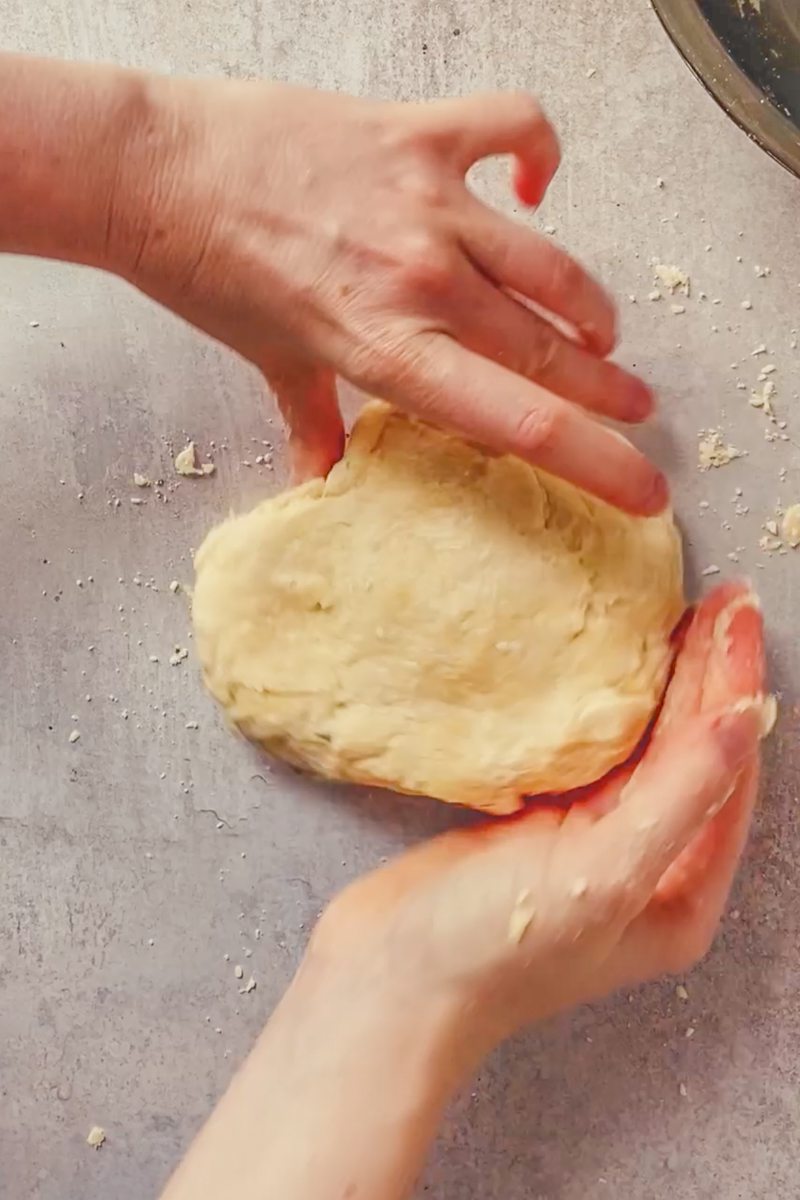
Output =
[
  {"x1": 112, "y1": 78, "x2": 665, "y2": 512},
  {"x1": 309, "y1": 581, "x2": 767, "y2": 1049}
]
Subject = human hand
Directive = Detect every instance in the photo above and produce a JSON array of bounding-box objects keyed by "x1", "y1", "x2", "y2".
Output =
[
  {"x1": 114, "y1": 78, "x2": 665, "y2": 513},
  {"x1": 309, "y1": 581, "x2": 767, "y2": 1051}
]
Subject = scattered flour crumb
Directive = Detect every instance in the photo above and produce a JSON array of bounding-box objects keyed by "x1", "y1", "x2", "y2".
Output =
[
  {"x1": 175, "y1": 442, "x2": 216, "y2": 478},
  {"x1": 86, "y1": 1126, "x2": 106, "y2": 1150},
  {"x1": 653, "y1": 263, "x2": 690, "y2": 296},
  {"x1": 68, "y1": 730, "x2": 81, "y2": 744},
  {"x1": 698, "y1": 430, "x2": 745, "y2": 470},
  {"x1": 750, "y1": 379, "x2": 776, "y2": 417},
  {"x1": 761, "y1": 695, "x2": 778, "y2": 736},
  {"x1": 676, "y1": 984, "x2": 689, "y2": 1002},
  {"x1": 507, "y1": 891, "x2": 536, "y2": 944},
  {"x1": 133, "y1": 473, "x2": 151, "y2": 488}
]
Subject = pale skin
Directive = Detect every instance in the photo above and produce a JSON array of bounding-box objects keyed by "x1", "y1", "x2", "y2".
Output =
[{"x1": 1, "y1": 53, "x2": 768, "y2": 1199}]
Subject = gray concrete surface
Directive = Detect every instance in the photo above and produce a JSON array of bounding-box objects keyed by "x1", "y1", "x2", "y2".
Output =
[{"x1": 2, "y1": 2, "x2": 800, "y2": 1198}]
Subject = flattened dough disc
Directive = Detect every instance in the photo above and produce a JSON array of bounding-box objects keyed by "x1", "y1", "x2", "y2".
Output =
[{"x1": 193, "y1": 402, "x2": 684, "y2": 814}]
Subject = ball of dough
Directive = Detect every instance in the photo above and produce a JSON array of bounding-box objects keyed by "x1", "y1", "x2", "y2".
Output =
[{"x1": 193, "y1": 402, "x2": 684, "y2": 814}]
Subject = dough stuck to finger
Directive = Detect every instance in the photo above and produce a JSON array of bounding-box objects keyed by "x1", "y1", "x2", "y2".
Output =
[{"x1": 192, "y1": 402, "x2": 684, "y2": 814}]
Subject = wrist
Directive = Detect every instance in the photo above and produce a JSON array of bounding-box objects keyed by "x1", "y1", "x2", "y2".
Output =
[
  {"x1": 0, "y1": 56, "x2": 147, "y2": 269},
  {"x1": 287, "y1": 940, "x2": 481, "y2": 1089}
]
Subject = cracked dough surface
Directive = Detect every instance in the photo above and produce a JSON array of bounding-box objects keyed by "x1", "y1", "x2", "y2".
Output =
[{"x1": 193, "y1": 402, "x2": 684, "y2": 814}]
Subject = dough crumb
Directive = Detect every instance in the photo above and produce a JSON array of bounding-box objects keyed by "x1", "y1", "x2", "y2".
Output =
[
  {"x1": 169, "y1": 646, "x2": 189, "y2": 666},
  {"x1": 234, "y1": 964, "x2": 244, "y2": 979},
  {"x1": 133, "y1": 472, "x2": 151, "y2": 488},
  {"x1": 676, "y1": 983, "x2": 689, "y2": 1002},
  {"x1": 240, "y1": 976, "x2": 257, "y2": 994},
  {"x1": 86, "y1": 1126, "x2": 106, "y2": 1149},
  {"x1": 750, "y1": 380, "x2": 776, "y2": 417},
  {"x1": 508, "y1": 891, "x2": 536, "y2": 944},
  {"x1": 698, "y1": 430, "x2": 745, "y2": 470},
  {"x1": 68, "y1": 730, "x2": 81, "y2": 744},
  {"x1": 781, "y1": 505, "x2": 800, "y2": 548},
  {"x1": 653, "y1": 263, "x2": 690, "y2": 296},
  {"x1": 175, "y1": 442, "x2": 216, "y2": 478},
  {"x1": 761, "y1": 694, "x2": 778, "y2": 736},
  {"x1": 169, "y1": 580, "x2": 181, "y2": 594}
]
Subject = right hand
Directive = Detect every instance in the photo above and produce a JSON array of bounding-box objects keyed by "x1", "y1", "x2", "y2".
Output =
[
  {"x1": 114, "y1": 78, "x2": 666, "y2": 510},
  {"x1": 309, "y1": 582, "x2": 766, "y2": 1050}
]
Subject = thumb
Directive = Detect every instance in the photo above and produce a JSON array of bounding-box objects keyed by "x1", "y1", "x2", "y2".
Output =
[
  {"x1": 590, "y1": 704, "x2": 763, "y2": 909},
  {"x1": 263, "y1": 357, "x2": 344, "y2": 483}
]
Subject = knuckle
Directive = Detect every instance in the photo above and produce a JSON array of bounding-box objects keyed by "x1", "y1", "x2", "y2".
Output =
[
  {"x1": 395, "y1": 233, "x2": 457, "y2": 295},
  {"x1": 507, "y1": 89, "x2": 544, "y2": 128},
  {"x1": 683, "y1": 922, "x2": 716, "y2": 968},
  {"x1": 520, "y1": 325, "x2": 560, "y2": 381},
  {"x1": 547, "y1": 248, "x2": 584, "y2": 300},
  {"x1": 340, "y1": 325, "x2": 432, "y2": 394},
  {"x1": 662, "y1": 918, "x2": 716, "y2": 975},
  {"x1": 340, "y1": 339, "x2": 397, "y2": 392},
  {"x1": 513, "y1": 402, "x2": 560, "y2": 453},
  {"x1": 401, "y1": 167, "x2": 451, "y2": 209}
]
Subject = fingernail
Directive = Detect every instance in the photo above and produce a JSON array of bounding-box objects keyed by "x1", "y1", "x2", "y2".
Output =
[
  {"x1": 727, "y1": 694, "x2": 778, "y2": 738},
  {"x1": 640, "y1": 469, "x2": 670, "y2": 516},
  {"x1": 628, "y1": 381, "x2": 655, "y2": 423}
]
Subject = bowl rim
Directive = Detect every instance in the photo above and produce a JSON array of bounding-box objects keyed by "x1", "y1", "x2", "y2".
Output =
[{"x1": 650, "y1": 0, "x2": 800, "y2": 179}]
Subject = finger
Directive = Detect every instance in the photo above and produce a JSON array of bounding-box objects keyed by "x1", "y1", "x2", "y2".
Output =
[
  {"x1": 461, "y1": 201, "x2": 618, "y2": 355},
  {"x1": 624, "y1": 760, "x2": 759, "y2": 972},
  {"x1": 589, "y1": 705, "x2": 762, "y2": 909},
  {"x1": 654, "y1": 756, "x2": 759, "y2": 903},
  {"x1": 455, "y1": 269, "x2": 652, "y2": 423},
  {"x1": 383, "y1": 333, "x2": 668, "y2": 515},
  {"x1": 653, "y1": 582, "x2": 765, "y2": 741},
  {"x1": 583, "y1": 582, "x2": 766, "y2": 889},
  {"x1": 423, "y1": 91, "x2": 560, "y2": 206},
  {"x1": 652, "y1": 583, "x2": 765, "y2": 902},
  {"x1": 264, "y1": 360, "x2": 344, "y2": 483}
]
